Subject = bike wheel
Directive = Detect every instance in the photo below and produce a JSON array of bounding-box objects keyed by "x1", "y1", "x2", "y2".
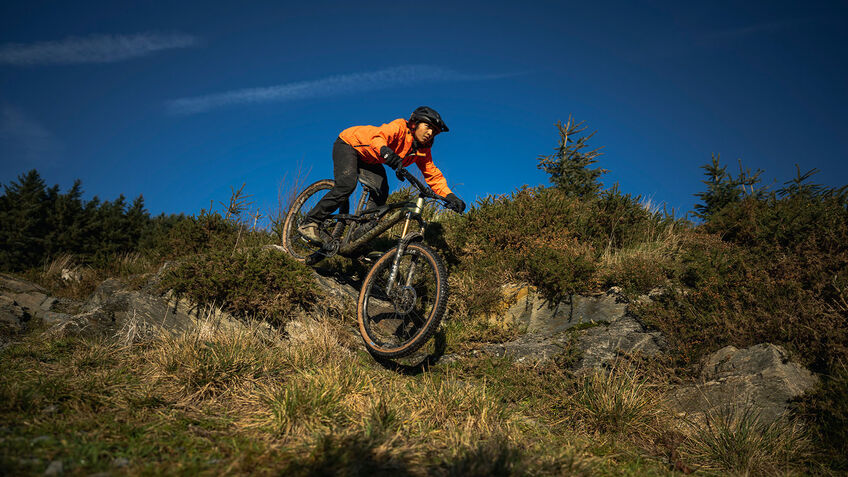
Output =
[
  {"x1": 281, "y1": 179, "x2": 339, "y2": 261},
  {"x1": 357, "y1": 242, "x2": 448, "y2": 358}
]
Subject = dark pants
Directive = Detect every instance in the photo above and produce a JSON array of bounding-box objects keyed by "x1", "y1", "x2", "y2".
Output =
[{"x1": 305, "y1": 137, "x2": 389, "y2": 223}]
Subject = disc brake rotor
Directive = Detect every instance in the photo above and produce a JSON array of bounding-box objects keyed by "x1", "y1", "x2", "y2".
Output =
[{"x1": 393, "y1": 286, "x2": 417, "y2": 315}]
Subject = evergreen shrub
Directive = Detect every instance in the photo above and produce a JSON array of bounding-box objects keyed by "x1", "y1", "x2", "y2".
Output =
[{"x1": 160, "y1": 247, "x2": 317, "y2": 325}]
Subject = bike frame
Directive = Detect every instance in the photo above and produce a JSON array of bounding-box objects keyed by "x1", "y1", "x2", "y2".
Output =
[{"x1": 308, "y1": 170, "x2": 439, "y2": 294}]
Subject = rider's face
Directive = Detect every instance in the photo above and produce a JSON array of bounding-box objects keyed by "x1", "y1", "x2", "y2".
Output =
[{"x1": 413, "y1": 122, "x2": 439, "y2": 144}]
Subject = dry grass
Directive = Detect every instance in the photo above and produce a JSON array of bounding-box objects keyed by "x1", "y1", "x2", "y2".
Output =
[
  {"x1": 2, "y1": 309, "x2": 743, "y2": 475},
  {"x1": 679, "y1": 406, "x2": 812, "y2": 476},
  {"x1": 566, "y1": 365, "x2": 667, "y2": 441},
  {"x1": 598, "y1": 220, "x2": 682, "y2": 270}
]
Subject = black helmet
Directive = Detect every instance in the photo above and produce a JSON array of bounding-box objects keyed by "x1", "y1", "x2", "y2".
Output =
[{"x1": 409, "y1": 106, "x2": 449, "y2": 133}]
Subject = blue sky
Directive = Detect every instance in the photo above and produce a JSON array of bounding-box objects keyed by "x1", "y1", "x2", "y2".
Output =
[{"x1": 2, "y1": 0, "x2": 846, "y2": 222}]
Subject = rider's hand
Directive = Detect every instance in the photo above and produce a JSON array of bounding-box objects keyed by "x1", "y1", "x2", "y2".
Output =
[
  {"x1": 380, "y1": 146, "x2": 403, "y2": 170},
  {"x1": 445, "y1": 193, "x2": 466, "y2": 213}
]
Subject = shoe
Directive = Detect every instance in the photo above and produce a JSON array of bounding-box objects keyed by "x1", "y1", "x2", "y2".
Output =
[{"x1": 297, "y1": 222, "x2": 322, "y2": 243}]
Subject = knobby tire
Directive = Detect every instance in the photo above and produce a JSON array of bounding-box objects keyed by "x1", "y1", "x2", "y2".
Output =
[{"x1": 357, "y1": 242, "x2": 448, "y2": 358}]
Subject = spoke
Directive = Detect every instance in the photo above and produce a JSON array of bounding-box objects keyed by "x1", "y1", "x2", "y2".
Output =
[{"x1": 408, "y1": 308, "x2": 427, "y2": 325}]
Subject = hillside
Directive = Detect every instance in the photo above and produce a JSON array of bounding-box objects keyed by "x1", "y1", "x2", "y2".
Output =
[{"x1": 1, "y1": 122, "x2": 846, "y2": 475}]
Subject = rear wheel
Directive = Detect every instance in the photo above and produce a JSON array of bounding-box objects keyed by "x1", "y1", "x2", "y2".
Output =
[
  {"x1": 357, "y1": 242, "x2": 448, "y2": 358},
  {"x1": 282, "y1": 179, "x2": 346, "y2": 261}
]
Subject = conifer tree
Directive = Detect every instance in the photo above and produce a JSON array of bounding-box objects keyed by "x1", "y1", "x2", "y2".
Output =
[
  {"x1": 693, "y1": 155, "x2": 764, "y2": 221},
  {"x1": 0, "y1": 170, "x2": 50, "y2": 270},
  {"x1": 537, "y1": 116, "x2": 608, "y2": 198},
  {"x1": 45, "y1": 179, "x2": 86, "y2": 257}
]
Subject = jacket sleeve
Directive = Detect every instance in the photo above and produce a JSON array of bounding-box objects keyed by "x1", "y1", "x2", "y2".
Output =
[
  {"x1": 415, "y1": 150, "x2": 453, "y2": 197},
  {"x1": 367, "y1": 119, "x2": 405, "y2": 161}
]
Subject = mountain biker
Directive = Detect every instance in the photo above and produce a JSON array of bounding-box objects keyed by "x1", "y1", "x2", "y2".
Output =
[{"x1": 298, "y1": 106, "x2": 466, "y2": 243}]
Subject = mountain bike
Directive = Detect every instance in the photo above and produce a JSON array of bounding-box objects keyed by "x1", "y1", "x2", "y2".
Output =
[{"x1": 281, "y1": 167, "x2": 456, "y2": 358}]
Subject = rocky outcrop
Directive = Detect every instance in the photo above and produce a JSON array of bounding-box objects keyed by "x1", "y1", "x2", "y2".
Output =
[
  {"x1": 450, "y1": 283, "x2": 816, "y2": 424},
  {"x1": 0, "y1": 274, "x2": 72, "y2": 342},
  {"x1": 573, "y1": 316, "x2": 666, "y2": 371},
  {"x1": 446, "y1": 285, "x2": 665, "y2": 369},
  {"x1": 0, "y1": 269, "x2": 249, "y2": 344},
  {"x1": 483, "y1": 284, "x2": 629, "y2": 333},
  {"x1": 60, "y1": 276, "x2": 247, "y2": 341},
  {"x1": 445, "y1": 315, "x2": 666, "y2": 370},
  {"x1": 669, "y1": 343, "x2": 818, "y2": 423}
]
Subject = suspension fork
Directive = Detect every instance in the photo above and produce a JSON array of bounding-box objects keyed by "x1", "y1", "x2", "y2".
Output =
[{"x1": 386, "y1": 197, "x2": 425, "y2": 294}]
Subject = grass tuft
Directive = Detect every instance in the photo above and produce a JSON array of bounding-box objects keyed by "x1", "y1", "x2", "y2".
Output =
[{"x1": 681, "y1": 406, "x2": 811, "y2": 475}]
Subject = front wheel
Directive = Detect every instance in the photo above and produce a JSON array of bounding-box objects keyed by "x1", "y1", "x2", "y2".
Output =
[{"x1": 357, "y1": 242, "x2": 448, "y2": 358}]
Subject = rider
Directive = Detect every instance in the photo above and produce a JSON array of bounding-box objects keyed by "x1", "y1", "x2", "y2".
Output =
[{"x1": 298, "y1": 106, "x2": 466, "y2": 242}]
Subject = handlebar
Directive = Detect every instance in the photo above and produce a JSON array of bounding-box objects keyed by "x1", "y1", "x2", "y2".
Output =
[{"x1": 396, "y1": 167, "x2": 445, "y2": 202}]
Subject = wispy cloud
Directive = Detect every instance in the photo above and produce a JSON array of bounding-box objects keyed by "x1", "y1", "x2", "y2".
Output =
[
  {"x1": 166, "y1": 65, "x2": 517, "y2": 115},
  {"x1": 0, "y1": 106, "x2": 60, "y2": 165},
  {"x1": 700, "y1": 17, "x2": 820, "y2": 43},
  {"x1": 0, "y1": 32, "x2": 199, "y2": 66}
]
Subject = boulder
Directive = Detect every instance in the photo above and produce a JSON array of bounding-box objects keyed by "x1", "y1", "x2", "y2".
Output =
[
  {"x1": 669, "y1": 343, "x2": 818, "y2": 424},
  {"x1": 68, "y1": 277, "x2": 245, "y2": 340},
  {"x1": 573, "y1": 316, "x2": 666, "y2": 371},
  {"x1": 0, "y1": 294, "x2": 30, "y2": 333},
  {"x1": 0, "y1": 274, "x2": 60, "y2": 335},
  {"x1": 485, "y1": 284, "x2": 629, "y2": 334},
  {"x1": 444, "y1": 316, "x2": 666, "y2": 369}
]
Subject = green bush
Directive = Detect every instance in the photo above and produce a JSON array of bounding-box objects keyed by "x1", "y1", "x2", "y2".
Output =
[
  {"x1": 598, "y1": 252, "x2": 670, "y2": 294},
  {"x1": 161, "y1": 247, "x2": 317, "y2": 325},
  {"x1": 440, "y1": 185, "x2": 677, "y2": 314},
  {"x1": 795, "y1": 361, "x2": 848, "y2": 466},
  {"x1": 525, "y1": 246, "x2": 596, "y2": 302}
]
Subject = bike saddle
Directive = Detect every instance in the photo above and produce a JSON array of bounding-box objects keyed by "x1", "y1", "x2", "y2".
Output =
[{"x1": 357, "y1": 174, "x2": 382, "y2": 192}]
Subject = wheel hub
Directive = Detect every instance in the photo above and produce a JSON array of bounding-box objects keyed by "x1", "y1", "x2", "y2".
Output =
[{"x1": 393, "y1": 286, "x2": 417, "y2": 315}]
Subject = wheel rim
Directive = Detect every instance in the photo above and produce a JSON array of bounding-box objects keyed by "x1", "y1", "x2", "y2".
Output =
[{"x1": 361, "y1": 246, "x2": 439, "y2": 352}]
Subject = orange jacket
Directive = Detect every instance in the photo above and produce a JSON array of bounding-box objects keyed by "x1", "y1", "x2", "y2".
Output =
[{"x1": 338, "y1": 118, "x2": 453, "y2": 197}]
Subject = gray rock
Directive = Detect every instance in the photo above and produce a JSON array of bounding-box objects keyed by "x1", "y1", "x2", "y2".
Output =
[
  {"x1": 0, "y1": 274, "x2": 64, "y2": 327},
  {"x1": 111, "y1": 457, "x2": 129, "y2": 468},
  {"x1": 498, "y1": 286, "x2": 629, "y2": 335},
  {"x1": 670, "y1": 343, "x2": 818, "y2": 424},
  {"x1": 75, "y1": 278, "x2": 244, "y2": 339},
  {"x1": 311, "y1": 271, "x2": 358, "y2": 303},
  {"x1": 0, "y1": 295, "x2": 29, "y2": 332},
  {"x1": 443, "y1": 316, "x2": 665, "y2": 369},
  {"x1": 31, "y1": 435, "x2": 52, "y2": 444},
  {"x1": 39, "y1": 311, "x2": 73, "y2": 325},
  {"x1": 43, "y1": 459, "x2": 63, "y2": 476},
  {"x1": 40, "y1": 296, "x2": 58, "y2": 311},
  {"x1": 0, "y1": 273, "x2": 48, "y2": 295},
  {"x1": 573, "y1": 317, "x2": 666, "y2": 371}
]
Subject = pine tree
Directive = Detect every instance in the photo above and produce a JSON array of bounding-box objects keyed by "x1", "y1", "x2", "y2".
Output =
[
  {"x1": 537, "y1": 116, "x2": 608, "y2": 198},
  {"x1": 0, "y1": 170, "x2": 51, "y2": 270},
  {"x1": 45, "y1": 179, "x2": 86, "y2": 258},
  {"x1": 693, "y1": 155, "x2": 764, "y2": 221}
]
